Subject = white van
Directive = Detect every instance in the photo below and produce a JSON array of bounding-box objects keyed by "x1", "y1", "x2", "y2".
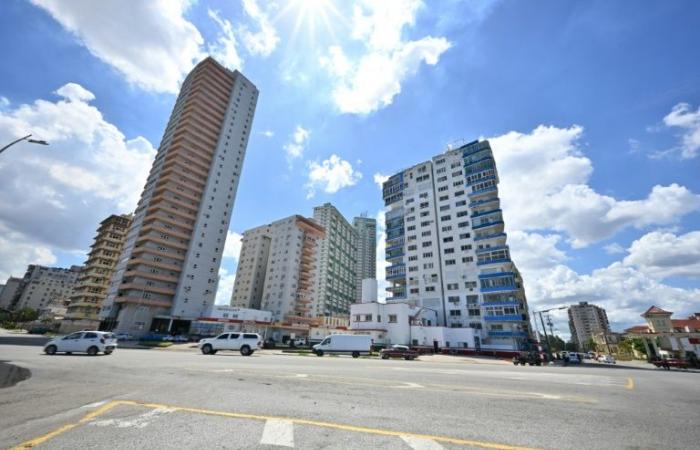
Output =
[{"x1": 313, "y1": 334, "x2": 372, "y2": 358}]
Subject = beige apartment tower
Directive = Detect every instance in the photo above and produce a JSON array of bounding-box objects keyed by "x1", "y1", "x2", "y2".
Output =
[
  {"x1": 100, "y1": 57, "x2": 258, "y2": 336},
  {"x1": 60, "y1": 214, "x2": 132, "y2": 334}
]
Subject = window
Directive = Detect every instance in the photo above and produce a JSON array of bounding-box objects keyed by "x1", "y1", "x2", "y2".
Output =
[
  {"x1": 468, "y1": 309, "x2": 481, "y2": 317},
  {"x1": 458, "y1": 221, "x2": 470, "y2": 228},
  {"x1": 422, "y1": 252, "x2": 433, "y2": 258},
  {"x1": 449, "y1": 310, "x2": 461, "y2": 316},
  {"x1": 83, "y1": 332, "x2": 98, "y2": 339},
  {"x1": 444, "y1": 248, "x2": 455, "y2": 254},
  {"x1": 439, "y1": 195, "x2": 449, "y2": 201},
  {"x1": 445, "y1": 259, "x2": 456, "y2": 265},
  {"x1": 425, "y1": 286, "x2": 436, "y2": 292},
  {"x1": 447, "y1": 283, "x2": 459, "y2": 290},
  {"x1": 455, "y1": 190, "x2": 465, "y2": 197},
  {"x1": 461, "y1": 244, "x2": 472, "y2": 251},
  {"x1": 440, "y1": 215, "x2": 451, "y2": 221},
  {"x1": 388, "y1": 314, "x2": 398, "y2": 323},
  {"x1": 243, "y1": 333, "x2": 258, "y2": 339},
  {"x1": 460, "y1": 233, "x2": 471, "y2": 239},
  {"x1": 448, "y1": 296, "x2": 460, "y2": 303},
  {"x1": 217, "y1": 333, "x2": 230, "y2": 340}
]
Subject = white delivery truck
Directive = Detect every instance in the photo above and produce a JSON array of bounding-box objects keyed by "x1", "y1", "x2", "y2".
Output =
[{"x1": 312, "y1": 334, "x2": 372, "y2": 358}]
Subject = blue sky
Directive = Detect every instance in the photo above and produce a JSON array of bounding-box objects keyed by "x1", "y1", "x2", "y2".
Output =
[{"x1": 1, "y1": 0, "x2": 699, "y2": 335}]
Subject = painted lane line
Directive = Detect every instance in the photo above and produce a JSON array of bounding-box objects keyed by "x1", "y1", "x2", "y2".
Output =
[
  {"x1": 260, "y1": 419, "x2": 295, "y2": 447},
  {"x1": 394, "y1": 382, "x2": 424, "y2": 389},
  {"x1": 81, "y1": 401, "x2": 108, "y2": 408},
  {"x1": 296, "y1": 373, "x2": 308, "y2": 378},
  {"x1": 89, "y1": 407, "x2": 175, "y2": 429},
  {"x1": 401, "y1": 435, "x2": 445, "y2": 449}
]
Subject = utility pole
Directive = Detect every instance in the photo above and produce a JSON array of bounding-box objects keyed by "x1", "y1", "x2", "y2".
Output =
[{"x1": 535, "y1": 306, "x2": 568, "y2": 362}]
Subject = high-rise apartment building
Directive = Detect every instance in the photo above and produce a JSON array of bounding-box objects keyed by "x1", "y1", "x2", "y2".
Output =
[
  {"x1": 353, "y1": 215, "x2": 377, "y2": 301},
  {"x1": 100, "y1": 57, "x2": 258, "y2": 335},
  {"x1": 382, "y1": 140, "x2": 531, "y2": 351},
  {"x1": 312, "y1": 203, "x2": 358, "y2": 318},
  {"x1": 60, "y1": 214, "x2": 132, "y2": 333},
  {"x1": 12, "y1": 265, "x2": 82, "y2": 311},
  {"x1": 231, "y1": 215, "x2": 325, "y2": 323},
  {"x1": 0, "y1": 277, "x2": 22, "y2": 310},
  {"x1": 568, "y1": 301, "x2": 610, "y2": 350}
]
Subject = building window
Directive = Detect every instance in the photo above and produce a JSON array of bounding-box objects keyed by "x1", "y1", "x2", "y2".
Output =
[{"x1": 388, "y1": 314, "x2": 397, "y2": 323}]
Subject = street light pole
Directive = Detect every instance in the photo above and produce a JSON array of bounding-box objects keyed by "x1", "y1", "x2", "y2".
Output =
[
  {"x1": 535, "y1": 306, "x2": 568, "y2": 362},
  {"x1": 0, "y1": 134, "x2": 49, "y2": 156}
]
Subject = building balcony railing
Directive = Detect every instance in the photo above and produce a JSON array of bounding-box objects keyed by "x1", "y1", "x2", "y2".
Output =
[
  {"x1": 386, "y1": 273, "x2": 406, "y2": 281},
  {"x1": 463, "y1": 155, "x2": 493, "y2": 169},
  {"x1": 469, "y1": 197, "x2": 499, "y2": 208},
  {"x1": 465, "y1": 174, "x2": 496, "y2": 187},
  {"x1": 484, "y1": 314, "x2": 525, "y2": 322},
  {"x1": 386, "y1": 252, "x2": 405, "y2": 261},
  {"x1": 474, "y1": 232, "x2": 507, "y2": 242},
  {"x1": 476, "y1": 257, "x2": 511, "y2": 266},
  {"x1": 472, "y1": 220, "x2": 504, "y2": 230},
  {"x1": 481, "y1": 301, "x2": 520, "y2": 307},
  {"x1": 475, "y1": 245, "x2": 508, "y2": 254},
  {"x1": 468, "y1": 186, "x2": 498, "y2": 197},
  {"x1": 488, "y1": 330, "x2": 527, "y2": 338},
  {"x1": 471, "y1": 208, "x2": 502, "y2": 219}
]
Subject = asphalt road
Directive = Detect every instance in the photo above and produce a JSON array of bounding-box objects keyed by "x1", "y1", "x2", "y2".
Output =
[{"x1": 1, "y1": 338, "x2": 699, "y2": 449}]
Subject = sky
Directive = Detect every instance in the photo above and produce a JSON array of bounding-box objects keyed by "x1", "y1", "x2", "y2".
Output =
[{"x1": 1, "y1": 0, "x2": 699, "y2": 338}]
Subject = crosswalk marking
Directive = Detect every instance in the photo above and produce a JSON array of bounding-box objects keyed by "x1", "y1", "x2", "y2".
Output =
[
  {"x1": 401, "y1": 435, "x2": 445, "y2": 449},
  {"x1": 260, "y1": 419, "x2": 295, "y2": 447}
]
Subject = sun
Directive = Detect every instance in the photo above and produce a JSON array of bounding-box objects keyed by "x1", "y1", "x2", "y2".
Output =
[{"x1": 275, "y1": 0, "x2": 346, "y2": 45}]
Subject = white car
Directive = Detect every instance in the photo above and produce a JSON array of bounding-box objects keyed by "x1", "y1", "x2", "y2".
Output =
[
  {"x1": 115, "y1": 332, "x2": 133, "y2": 341},
  {"x1": 44, "y1": 331, "x2": 117, "y2": 356},
  {"x1": 198, "y1": 332, "x2": 262, "y2": 356},
  {"x1": 597, "y1": 354, "x2": 616, "y2": 364}
]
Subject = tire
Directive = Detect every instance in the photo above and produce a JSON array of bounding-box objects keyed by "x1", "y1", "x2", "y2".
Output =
[
  {"x1": 352, "y1": 351, "x2": 360, "y2": 358},
  {"x1": 201, "y1": 344, "x2": 213, "y2": 355},
  {"x1": 87, "y1": 346, "x2": 99, "y2": 356},
  {"x1": 316, "y1": 350, "x2": 324, "y2": 357},
  {"x1": 381, "y1": 354, "x2": 389, "y2": 360},
  {"x1": 45, "y1": 345, "x2": 57, "y2": 355},
  {"x1": 404, "y1": 356, "x2": 411, "y2": 360},
  {"x1": 104, "y1": 350, "x2": 113, "y2": 355},
  {"x1": 240, "y1": 345, "x2": 251, "y2": 356}
]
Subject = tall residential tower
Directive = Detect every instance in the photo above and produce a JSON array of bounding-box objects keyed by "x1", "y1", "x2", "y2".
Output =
[
  {"x1": 353, "y1": 215, "x2": 377, "y2": 301},
  {"x1": 382, "y1": 140, "x2": 531, "y2": 351},
  {"x1": 568, "y1": 301, "x2": 610, "y2": 351},
  {"x1": 100, "y1": 57, "x2": 258, "y2": 335}
]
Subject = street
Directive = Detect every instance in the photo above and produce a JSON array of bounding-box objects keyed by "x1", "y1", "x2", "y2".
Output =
[{"x1": 1, "y1": 340, "x2": 699, "y2": 449}]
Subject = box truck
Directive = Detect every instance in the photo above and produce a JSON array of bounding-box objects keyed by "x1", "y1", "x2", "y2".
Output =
[{"x1": 312, "y1": 334, "x2": 372, "y2": 358}]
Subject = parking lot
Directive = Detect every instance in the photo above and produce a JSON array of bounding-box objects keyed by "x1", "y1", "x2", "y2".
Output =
[{"x1": 1, "y1": 338, "x2": 699, "y2": 449}]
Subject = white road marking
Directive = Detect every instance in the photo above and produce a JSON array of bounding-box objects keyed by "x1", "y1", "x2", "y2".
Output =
[
  {"x1": 260, "y1": 419, "x2": 295, "y2": 447},
  {"x1": 89, "y1": 408, "x2": 174, "y2": 429},
  {"x1": 401, "y1": 435, "x2": 445, "y2": 449},
  {"x1": 394, "y1": 382, "x2": 424, "y2": 389},
  {"x1": 81, "y1": 401, "x2": 108, "y2": 408},
  {"x1": 295, "y1": 373, "x2": 308, "y2": 378}
]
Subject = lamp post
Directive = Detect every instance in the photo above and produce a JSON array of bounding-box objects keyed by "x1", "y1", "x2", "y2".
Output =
[
  {"x1": 534, "y1": 305, "x2": 568, "y2": 361},
  {"x1": 0, "y1": 134, "x2": 49, "y2": 156}
]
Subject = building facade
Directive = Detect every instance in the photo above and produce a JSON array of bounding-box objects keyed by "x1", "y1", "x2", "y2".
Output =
[
  {"x1": 353, "y1": 215, "x2": 377, "y2": 301},
  {"x1": 12, "y1": 265, "x2": 82, "y2": 311},
  {"x1": 100, "y1": 57, "x2": 258, "y2": 336},
  {"x1": 231, "y1": 215, "x2": 325, "y2": 323},
  {"x1": 312, "y1": 203, "x2": 358, "y2": 318},
  {"x1": 382, "y1": 140, "x2": 531, "y2": 351},
  {"x1": 624, "y1": 306, "x2": 700, "y2": 359},
  {"x1": 568, "y1": 301, "x2": 611, "y2": 350},
  {"x1": 0, "y1": 277, "x2": 22, "y2": 310},
  {"x1": 60, "y1": 214, "x2": 132, "y2": 333}
]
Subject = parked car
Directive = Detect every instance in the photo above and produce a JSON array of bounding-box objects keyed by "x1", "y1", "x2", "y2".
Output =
[
  {"x1": 313, "y1": 334, "x2": 372, "y2": 358},
  {"x1": 162, "y1": 335, "x2": 188, "y2": 342},
  {"x1": 198, "y1": 332, "x2": 262, "y2": 356},
  {"x1": 562, "y1": 351, "x2": 581, "y2": 364},
  {"x1": 44, "y1": 331, "x2": 117, "y2": 356},
  {"x1": 512, "y1": 351, "x2": 542, "y2": 366},
  {"x1": 380, "y1": 344, "x2": 418, "y2": 360},
  {"x1": 652, "y1": 358, "x2": 689, "y2": 370},
  {"x1": 115, "y1": 332, "x2": 133, "y2": 341},
  {"x1": 28, "y1": 327, "x2": 50, "y2": 335},
  {"x1": 139, "y1": 333, "x2": 167, "y2": 342},
  {"x1": 290, "y1": 337, "x2": 307, "y2": 347},
  {"x1": 597, "y1": 354, "x2": 616, "y2": 364}
]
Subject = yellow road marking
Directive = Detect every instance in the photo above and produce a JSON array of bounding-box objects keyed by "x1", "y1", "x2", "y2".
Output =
[
  {"x1": 626, "y1": 377, "x2": 635, "y2": 390},
  {"x1": 11, "y1": 400, "x2": 542, "y2": 450}
]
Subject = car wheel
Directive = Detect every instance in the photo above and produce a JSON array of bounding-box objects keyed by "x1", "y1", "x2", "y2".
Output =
[
  {"x1": 211, "y1": 350, "x2": 218, "y2": 355},
  {"x1": 201, "y1": 344, "x2": 213, "y2": 355},
  {"x1": 87, "y1": 346, "x2": 99, "y2": 356},
  {"x1": 381, "y1": 354, "x2": 389, "y2": 360},
  {"x1": 45, "y1": 345, "x2": 57, "y2": 355},
  {"x1": 316, "y1": 350, "x2": 324, "y2": 357},
  {"x1": 352, "y1": 352, "x2": 360, "y2": 358},
  {"x1": 404, "y1": 356, "x2": 411, "y2": 360},
  {"x1": 104, "y1": 350, "x2": 113, "y2": 355},
  {"x1": 240, "y1": 345, "x2": 252, "y2": 356}
]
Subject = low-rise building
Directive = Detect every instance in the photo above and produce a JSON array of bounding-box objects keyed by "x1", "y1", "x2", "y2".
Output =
[
  {"x1": 190, "y1": 305, "x2": 273, "y2": 338},
  {"x1": 624, "y1": 306, "x2": 700, "y2": 359}
]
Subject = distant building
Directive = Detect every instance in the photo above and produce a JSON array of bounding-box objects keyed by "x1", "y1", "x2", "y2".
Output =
[
  {"x1": 353, "y1": 215, "x2": 377, "y2": 301},
  {"x1": 568, "y1": 301, "x2": 611, "y2": 351},
  {"x1": 13, "y1": 265, "x2": 82, "y2": 311},
  {"x1": 0, "y1": 277, "x2": 22, "y2": 310},
  {"x1": 312, "y1": 203, "x2": 358, "y2": 317},
  {"x1": 60, "y1": 214, "x2": 132, "y2": 334},
  {"x1": 231, "y1": 215, "x2": 325, "y2": 324},
  {"x1": 624, "y1": 306, "x2": 700, "y2": 359}
]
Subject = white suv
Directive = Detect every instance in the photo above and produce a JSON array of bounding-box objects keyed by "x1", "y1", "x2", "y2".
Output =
[
  {"x1": 44, "y1": 331, "x2": 117, "y2": 356},
  {"x1": 199, "y1": 332, "x2": 262, "y2": 356}
]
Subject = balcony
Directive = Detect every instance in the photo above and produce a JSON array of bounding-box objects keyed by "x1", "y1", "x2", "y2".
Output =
[
  {"x1": 472, "y1": 219, "x2": 504, "y2": 231},
  {"x1": 471, "y1": 208, "x2": 502, "y2": 219},
  {"x1": 386, "y1": 251, "x2": 405, "y2": 261},
  {"x1": 474, "y1": 232, "x2": 507, "y2": 242},
  {"x1": 488, "y1": 330, "x2": 527, "y2": 338},
  {"x1": 484, "y1": 314, "x2": 525, "y2": 322},
  {"x1": 481, "y1": 301, "x2": 520, "y2": 307},
  {"x1": 465, "y1": 174, "x2": 496, "y2": 187},
  {"x1": 477, "y1": 257, "x2": 511, "y2": 266},
  {"x1": 468, "y1": 186, "x2": 497, "y2": 197}
]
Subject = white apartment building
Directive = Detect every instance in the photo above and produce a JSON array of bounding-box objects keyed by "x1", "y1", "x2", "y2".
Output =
[
  {"x1": 12, "y1": 265, "x2": 82, "y2": 311},
  {"x1": 0, "y1": 277, "x2": 22, "y2": 310},
  {"x1": 231, "y1": 215, "x2": 325, "y2": 323},
  {"x1": 100, "y1": 57, "x2": 258, "y2": 336},
  {"x1": 312, "y1": 203, "x2": 358, "y2": 318},
  {"x1": 382, "y1": 140, "x2": 531, "y2": 351},
  {"x1": 353, "y1": 215, "x2": 377, "y2": 301},
  {"x1": 568, "y1": 301, "x2": 611, "y2": 351}
]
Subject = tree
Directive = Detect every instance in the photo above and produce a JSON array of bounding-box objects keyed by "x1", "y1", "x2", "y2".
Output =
[
  {"x1": 15, "y1": 307, "x2": 39, "y2": 323},
  {"x1": 585, "y1": 337, "x2": 598, "y2": 352},
  {"x1": 564, "y1": 342, "x2": 577, "y2": 352}
]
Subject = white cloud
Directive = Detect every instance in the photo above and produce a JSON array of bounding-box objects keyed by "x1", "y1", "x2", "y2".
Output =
[
  {"x1": 662, "y1": 102, "x2": 700, "y2": 159},
  {"x1": 604, "y1": 243, "x2": 626, "y2": 255},
  {"x1": 491, "y1": 125, "x2": 700, "y2": 247},
  {"x1": 0, "y1": 223, "x2": 57, "y2": 281},
  {"x1": 623, "y1": 231, "x2": 700, "y2": 280},
  {"x1": 31, "y1": 0, "x2": 204, "y2": 94},
  {"x1": 320, "y1": 0, "x2": 451, "y2": 114},
  {"x1": 283, "y1": 125, "x2": 310, "y2": 162},
  {"x1": 214, "y1": 267, "x2": 236, "y2": 306},
  {"x1": 0, "y1": 83, "x2": 155, "y2": 275},
  {"x1": 260, "y1": 130, "x2": 274, "y2": 138},
  {"x1": 0, "y1": 97, "x2": 9, "y2": 110},
  {"x1": 207, "y1": 9, "x2": 243, "y2": 71},
  {"x1": 306, "y1": 154, "x2": 362, "y2": 198},
  {"x1": 222, "y1": 231, "x2": 243, "y2": 262},
  {"x1": 507, "y1": 231, "x2": 568, "y2": 272},
  {"x1": 239, "y1": 0, "x2": 279, "y2": 57},
  {"x1": 373, "y1": 172, "x2": 389, "y2": 189}
]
